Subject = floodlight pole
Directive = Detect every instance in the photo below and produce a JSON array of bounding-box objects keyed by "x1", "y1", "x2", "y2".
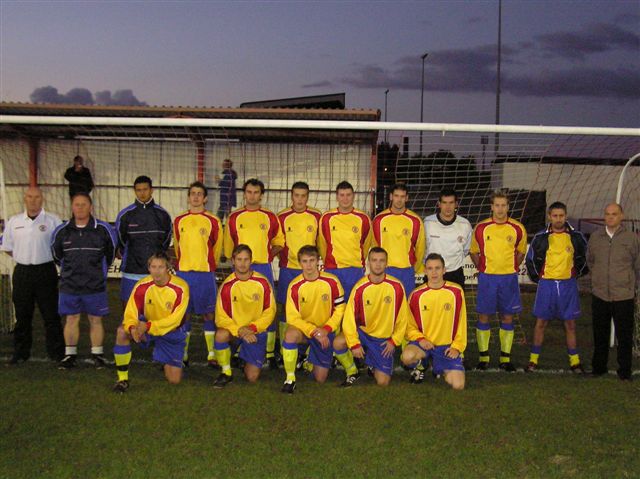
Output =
[
  {"x1": 384, "y1": 89, "x2": 389, "y2": 143},
  {"x1": 419, "y1": 52, "x2": 429, "y2": 156}
]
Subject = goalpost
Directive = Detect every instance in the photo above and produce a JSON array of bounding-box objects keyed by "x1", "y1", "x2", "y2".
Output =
[{"x1": 1, "y1": 114, "x2": 638, "y2": 355}]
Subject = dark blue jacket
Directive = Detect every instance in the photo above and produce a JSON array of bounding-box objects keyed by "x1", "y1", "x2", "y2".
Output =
[
  {"x1": 525, "y1": 222, "x2": 588, "y2": 283},
  {"x1": 115, "y1": 199, "x2": 172, "y2": 275},
  {"x1": 51, "y1": 216, "x2": 117, "y2": 294}
]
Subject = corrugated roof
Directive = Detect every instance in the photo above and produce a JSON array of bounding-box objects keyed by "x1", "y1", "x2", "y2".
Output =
[{"x1": 0, "y1": 102, "x2": 380, "y2": 144}]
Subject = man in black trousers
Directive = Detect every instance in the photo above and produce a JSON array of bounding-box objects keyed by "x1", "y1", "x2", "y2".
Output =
[{"x1": 1, "y1": 186, "x2": 64, "y2": 363}]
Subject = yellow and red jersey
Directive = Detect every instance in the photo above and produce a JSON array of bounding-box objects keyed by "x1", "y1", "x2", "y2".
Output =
[
  {"x1": 122, "y1": 274, "x2": 189, "y2": 337},
  {"x1": 470, "y1": 217, "x2": 527, "y2": 274},
  {"x1": 173, "y1": 210, "x2": 222, "y2": 272},
  {"x1": 286, "y1": 272, "x2": 346, "y2": 338},
  {"x1": 318, "y1": 208, "x2": 372, "y2": 269},
  {"x1": 277, "y1": 207, "x2": 322, "y2": 269},
  {"x1": 223, "y1": 207, "x2": 285, "y2": 264},
  {"x1": 342, "y1": 274, "x2": 408, "y2": 348},
  {"x1": 372, "y1": 208, "x2": 426, "y2": 273},
  {"x1": 215, "y1": 271, "x2": 276, "y2": 336},
  {"x1": 407, "y1": 281, "x2": 467, "y2": 352}
]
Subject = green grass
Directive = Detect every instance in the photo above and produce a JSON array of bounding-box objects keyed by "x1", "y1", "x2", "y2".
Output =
[{"x1": 1, "y1": 281, "x2": 639, "y2": 478}]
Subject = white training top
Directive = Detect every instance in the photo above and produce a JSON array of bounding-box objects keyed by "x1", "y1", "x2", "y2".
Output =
[
  {"x1": 1, "y1": 209, "x2": 62, "y2": 265},
  {"x1": 423, "y1": 213, "x2": 472, "y2": 272}
]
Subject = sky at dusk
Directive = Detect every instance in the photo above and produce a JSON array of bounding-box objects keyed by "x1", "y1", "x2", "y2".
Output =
[{"x1": 1, "y1": 0, "x2": 638, "y2": 128}]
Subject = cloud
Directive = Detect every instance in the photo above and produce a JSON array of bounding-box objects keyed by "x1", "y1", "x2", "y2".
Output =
[
  {"x1": 535, "y1": 23, "x2": 639, "y2": 60},
  {"x1": 301, "y1": 80, "x2": 334, "y2": 88},
  {"x1": 30, "y1": 86, "x2": 147, "y2": 106},
  {"x1": 318, "y1": 22, "x2": 639, "y2": 100}
]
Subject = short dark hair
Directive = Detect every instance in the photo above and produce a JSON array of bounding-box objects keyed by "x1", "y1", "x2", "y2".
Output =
[
  {"x1": 243, "y1": 178, "x2": 265, "y2": 194},
  {"x1": 188, "y1": 181, "x2": 208, "y2": 197},
  {"x1": 425, "y1": 252, "x2": 445, "y2": 267},
  {"x1": 232, "y1": 244, "x2": 252, "y2": 259},
  {"x1": 439, "y1": 188, "x2": 458, "y2": 202},
  {"x1": 336, "y1": 181, "x2": 354, "y2": 193},
  {"x1": 368, "y1": 246, "x2": 388, "y2": 259},
  {"x1": 548, "y1": 201, "x2": 567, "y2": 213},
  {"x1": 147, "y1": 251, "x2": 171, "y2": 268},
  {"x1": 73, "y1": 155, "x2": 84, "y2": 163},
  {"x1": 291, "y1": 181, "x2": 310, "y2": 193},
  {"x1": 389, "y1": 183, "x2": 408, "y2": 195},
  {"x1": 490, "y1": 189, "x2": 509, "y2": 205},
  {"x1": 134, "y1": 175, "x2": 153, "y2": 188},
  {"x1": 297, "y1": 245, "x2": 319, "y2": 261},
  {"x1": 71, "y1": 192, "x2": 92, "y2": 204}
]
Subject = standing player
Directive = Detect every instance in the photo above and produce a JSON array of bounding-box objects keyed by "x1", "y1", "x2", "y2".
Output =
[
  {"x1": 224, "y1": 178, "x2": 284, "y2": 368},
  {"x1": 112, "y1": 252, "x2": 190, "y2": 393},
  {"x1": 402, "y1": 253, "x2": 466, "y2": 390},
  {"x1": 115, "y1": 175, "x2": 172, "y2": 307},
  {"x1": 276, "y1": 182, "x2": 322, "y2": 354},
  {"x1": 424, "y1": 188, "x2": 472, "y2": 288},
  {"x1": 470, "y1": 191, "x2": 526, "y2": 371},
  {"x1": 318, "y1": 181, "x2": 372, "y2": 300},
  {"x1": 372, "y1": 182, "x2": 425, "y2": 296},
  {"x1": 51, "y1": 193, "x2": 117, "y2": 369},
  {"x1": 1, "y1": 187, "x2": 64, "y2": 364},
  {"x1": 173, "y1": 182, "x2": 222, "y2": 367},
  {"x1": 333, "y1": 247, "x2": 408, "y2": 387},
  {"x1": 524, "y1": 202, "x2": 588, "y2": 373},
  {"x1": 213, "y1": 245, "x2": 276, "y2": 387},
  {"x1": 281, "y1": 245, "x2": 346, "y2": 394}
]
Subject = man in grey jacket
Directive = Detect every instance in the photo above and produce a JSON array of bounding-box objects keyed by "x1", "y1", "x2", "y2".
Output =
[{"x1": 587, "y1": 203, "x2": 639, "y2": 381}]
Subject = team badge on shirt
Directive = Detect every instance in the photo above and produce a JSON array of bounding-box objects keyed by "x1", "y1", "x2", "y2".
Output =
[
  {"x1": 306, "y1": 225, "x2": 314, "y2": 232},
  {"x1": 506, "y1": 235, "x2": 513, "y2": 243},
  {"x1": 260, "y1": 223, "x2": 267, "y2": 230},
  {"x1": 199, "y1": 228, "x2": 207, "y2": 236},
  {"x1": 321, "y1": 294, "x2": 329, "y2": 302},
  {"x1": 402, "y1": 228, "x2": 409, "y2": 236},
  {"x1": 384, "y1": 296, "x2": 392, "y2": 304},
  {"x1": 352, "y1": 226, "x2": 359, "y2": 233},
  {"x1": 166, "y1": 302, "x2": 173, "y2": 311},
  {"x1": 39, "y1": 225, "x2": 47, "y2": 232},
  {"x1": 252, "y1": 293, "x2": 261, "y2": 301},
  {"x1": 444, "y1": 303, "x2": 452, "y2": 311},
  {"x1": 457, "y1": 235, "x2": 464, "y2": 243}
]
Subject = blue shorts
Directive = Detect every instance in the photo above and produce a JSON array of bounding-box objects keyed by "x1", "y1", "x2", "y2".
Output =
[
  {"x1": 476, "y1": 273, "x2": 522, "y2": 315},
  {"x1": 386, "y1": 267, "x2": 415, "y2": 297},
  {"x1": 59, "y1": 291, "x2": 109, "y2": 316},
  {"x1": 252, "y1": 263, "x2": 274, "y2": 287},
  {"x1": 139, "y1": 326, "x2": 187, "y2": 368},
  {"x1": 120, "y1": 275, "x2": 145, "y2": 302},
  {"x1": 276, "y1": 267, "x2": 301, "y2": 304},
  {"x1": 358, "y1": 329, "x2": 394, "y2": 376},
  {"x1": 307, "y1": 332, "x2": 336, "y2": 369},
  {"x1": 176, "y1": 271, "x2": 217, "y2": 315},
  {"x1": 410, "y1": 341, "x2": 465, "y2": 375},
  {"x1": 324, "y1": 267, "x2": 363, "y2": 300},
  {"x1": 533, "y1": 278, "x2": 580, "y2": 321},
  {"x1": 238, "y1": 331, "x2": 268, "y2": 368}
]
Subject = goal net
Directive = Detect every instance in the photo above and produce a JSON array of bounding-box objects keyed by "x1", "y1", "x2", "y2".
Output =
[{"x1": 1, "y1": 115, "x2": 638, "y2": 357}]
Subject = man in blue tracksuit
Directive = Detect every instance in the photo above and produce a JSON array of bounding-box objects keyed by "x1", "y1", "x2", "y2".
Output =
[
  {"x1": 115, "y1": 176, "x2": 172, "y2": 306},
  {"x1": 51, "y1": 192, "x2": 117, "y2": 369}
]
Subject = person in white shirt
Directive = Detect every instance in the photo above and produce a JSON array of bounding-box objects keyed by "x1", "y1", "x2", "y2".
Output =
[
  {"x1": 1, "y1": 187, "x2": 64, "y2": 364},
  {"x1": 423, "y1": 188, "x2": 472, "y2": 288}
]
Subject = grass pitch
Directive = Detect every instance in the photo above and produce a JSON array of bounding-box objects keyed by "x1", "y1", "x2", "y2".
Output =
[{"x1": 1, "y1": 281, "x2": 638, "y2": 479}]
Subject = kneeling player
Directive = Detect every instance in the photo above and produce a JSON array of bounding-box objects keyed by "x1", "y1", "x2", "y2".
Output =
[
  {"x1": 280, "y1": 245, "x2": 346, "y2": 393},
  {"x1": 333, "y1": 247, "x2": 408, "y2": 387},
  {"x1": 402, "y1": 253, "x2": 466, "y2": 390},
  {"x1": 113, "y1": 252, "x2": 190, "y2": 393},
  {"x1": 213, "y1": 244, "x2": 276, "y2": 387}
]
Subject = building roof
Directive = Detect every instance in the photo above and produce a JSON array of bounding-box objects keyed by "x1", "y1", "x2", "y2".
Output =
[{"x1": 0, "y1": 102, "x2": 380, "y2": 144}]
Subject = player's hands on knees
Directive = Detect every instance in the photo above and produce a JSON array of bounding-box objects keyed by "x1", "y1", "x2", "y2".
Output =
[
  {"x1": 238, "y1": 326, "x2": 257, "y2": 344},
  {"x1": 130, "y1": 322, "x2": 147, "y2": 343},
  {"x1": 445, "y1": 347, "x2": 460, "y2": 359},
  {"x1": 311, "y1": 328, "x2": 330, "y2": 349},
  {"x1": 381, "y1": 340, "x2": 395, "y2": 358},
  {"x1": 351, "y1": 346, "x2": 365, "y2": 359},
  {"x1": 419, "y1": 339, "x2": 434, "y2": 351}
]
